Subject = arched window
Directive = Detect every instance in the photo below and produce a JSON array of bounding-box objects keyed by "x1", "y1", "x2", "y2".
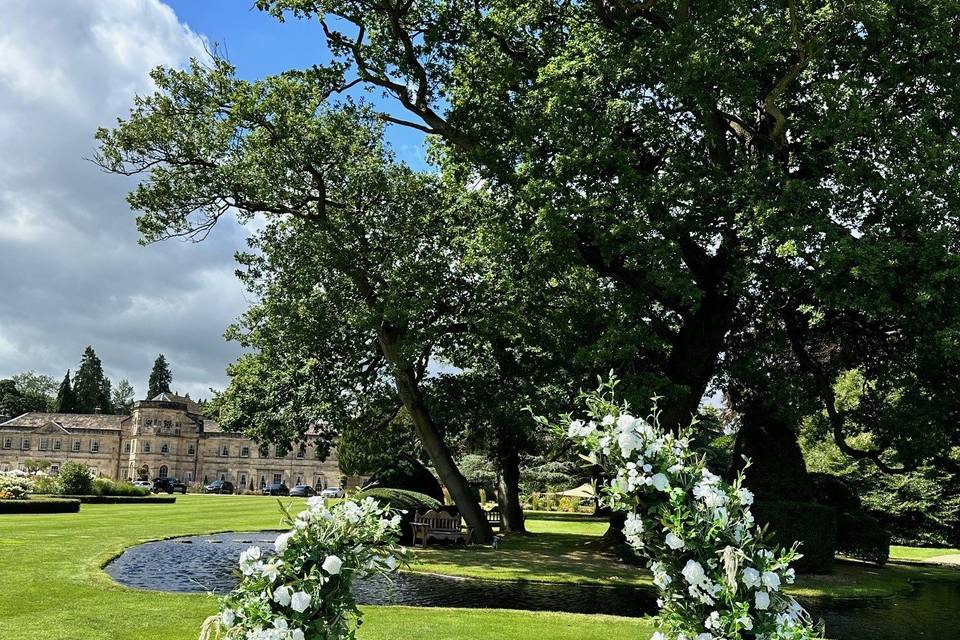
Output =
[
  {"x1": 160, "y1": 443, "x2": 169, "y2": 454},
  {"x1": 316, "y1": 475, "x2": 326, "y2": 489},
  {"x1": 159, "y1": 465, "x2": 168, "y2": 478}
]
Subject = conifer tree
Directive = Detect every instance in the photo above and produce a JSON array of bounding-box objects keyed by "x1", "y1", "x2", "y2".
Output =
[
  {"x1": 54, "y1": 370, "x2": 77, "y2": 413},
  {"x1": 73, "y1": 346, "x2": 113, "y2": 414},
  {"x1": 147, "y1": 354, "x2": 173, "y2": 399}
]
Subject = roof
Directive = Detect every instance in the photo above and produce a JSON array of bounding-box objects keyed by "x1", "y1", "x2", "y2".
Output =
[
  {"x1": 150, "y1": 392, "x2": 203, "y2": 414},
  {"x1": 0, "y1": 412, "x2": 128, "y2": 431}
]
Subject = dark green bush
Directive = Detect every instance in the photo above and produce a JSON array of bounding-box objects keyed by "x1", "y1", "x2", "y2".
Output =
[
  {"x1": 57, "y1": 462, "x2": 92, "y2": 496},
  {"x1": 0, "y1": 498, "x2": 80, "y2": 514},
  {"x1": 58, "y1": 494, "x2": 175, "y2": 504},
  {"x1": 752, "y1": 499, "x2": 837, "y2": 574},
  {"x1": 91, "y1": 477, "x2": 149, "y2": 497},
  {"x1": 836, "y1": 511, "x2": 890, "y2": 565},
  {"x1": 357, "y1": 488, "x2": 442, "y2": 544}
]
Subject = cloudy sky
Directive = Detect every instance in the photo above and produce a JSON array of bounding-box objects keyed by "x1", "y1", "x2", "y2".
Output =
[{"x1": 0, "y1": 0, "x2": 425, "y2": 400}]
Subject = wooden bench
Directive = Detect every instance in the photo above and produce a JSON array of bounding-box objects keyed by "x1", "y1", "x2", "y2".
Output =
[
  {"x1": 411, "y1": 509, "x2": 471, "y2": 548},
  {"x1": 485, "y1": 506, "x2": 501, "y2": 529}
]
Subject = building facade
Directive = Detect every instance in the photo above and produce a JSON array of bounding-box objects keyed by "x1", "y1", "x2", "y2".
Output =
[{"x1": 0, "y1": 393, "x2": 343, "y2": 492}]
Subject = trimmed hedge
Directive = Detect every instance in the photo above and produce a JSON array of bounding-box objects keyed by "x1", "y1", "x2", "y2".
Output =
[
  {"x1": 837, "y1": 511, "x2": 890, "y2": 565},
  {"x1": 356, "y1": 488, "x2": 442, "y2": 544},
  {"x1": 752, "y1": 499, "x2": 837, "y2": 574},
  {"x1": 0, "y1": 498, "x2": 80, "y2": 514},
  {"x1": 56, "y1": 494, "x2": 176, "y2": 504}
]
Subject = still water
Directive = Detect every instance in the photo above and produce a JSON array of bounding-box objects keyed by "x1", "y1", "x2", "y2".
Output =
[{"x1": 104, "y1": 532, "x2": 960, "y2": 639}]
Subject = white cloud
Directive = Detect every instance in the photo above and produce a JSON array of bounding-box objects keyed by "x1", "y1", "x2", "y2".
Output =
[{"x1": 0, "y1": 0, "x2": 248, "y2": 400}]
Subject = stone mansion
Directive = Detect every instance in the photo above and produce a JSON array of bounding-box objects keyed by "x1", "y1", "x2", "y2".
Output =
[{"x1": 0, "y1": 392, "x2": 344, "y2": 491}]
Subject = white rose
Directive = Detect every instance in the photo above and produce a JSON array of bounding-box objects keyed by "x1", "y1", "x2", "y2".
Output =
[
  {"x1": 220, "y1": 609, "x2": 235, "y2": 628},
  {"x1": 737, "y1": 487, "x2": 754, "y2": 505},
  {"x1": 290, "y1": 590, "x2": 312, "y2": 613},
  {"x1": 259, "y1": 559, "x2": 283, "y2": 582},
  {"x1": 274, "y1": 532, "x2": 293, "y2": 554},
  {"x1": 762, "y1": 570, "x2": 781, "y2": 591},
  {"x1": 292, "y1": 631, "x2": 305, "y2": 640},
  {"x1": 616, "y1": 414, "x2": 637, "y2": 431},
  {"x1": 651, "y1": 473, "x2": 670, "y2": 492},
  {"x1": 665, "y1": 532, "x2": 685, "y2": 550},
  {"x1": 681, "y1": 559, "x2": 705, "y2": 585},
  {"x1": 742, "y1": 567, "x2": 761, "y2": 588},
  {"x1": 272, "y1": 585, "x2": 292, "y2": 607},
  {"x1": 602, "y1": 415, "x2": 615, "y2": 426},
  {"x1": 755, "y1": 590, "x2": 770, "y2": 610},
  {"x1": 322, "y1": 555, "x2": 343, "y2": 575}
]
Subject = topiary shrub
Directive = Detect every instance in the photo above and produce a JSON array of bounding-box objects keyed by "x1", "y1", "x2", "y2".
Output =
[
  {"x1": 56, "y1": 462, "x2": 92, "y2": 496},
  {"x1": 837, "y1": 511, "x2": 890, "y2": 565},
  {"x1": 357, "y1": 488, "x2": 441, "y2": 544},
  {"x1": 752, "y1": 500, "x2": 837, "y2": 574},
  {"x1": 0, "y1": 498, "x2": 80, "y2": 513}
]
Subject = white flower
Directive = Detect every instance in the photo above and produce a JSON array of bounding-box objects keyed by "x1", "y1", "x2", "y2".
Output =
[
  {"x1": 651, "y1": 633, "x2": 666, "y2": 640},
  {"x1": 616, "y1": 414, "x2": 637, "y2": 431},
  {"x1": 737, "y1": 487, "x2": 754, "y2": 506},
  {"x1": 650, "y1": 473, "x2": 670, "y2": 492},
  {"x1": 651, "y1": 561, "x2": 672, "y2": 588},
  {"x1": 736, "y1": 615, "x2": 753, "y2": 630},
  {"x1": 272, "y1": 618, "x2": 288, "y2": 630},
  {"x1": 742, "y1": 567, "x2": 761, "y2": 589},
  {"x1": 755, "y1": 590, "x2": 770, "y2": 610},
  {"x1": 618, "y1": 430, "x2": 643, "y2": 457},
  {"x1": 307, "y1": 496, "x2": 326, "y2": 511},
  {"x1": 762, "y1": 570, "x2": 781, "y2": 591},
  {"x1": 696, "y1": 634, "x2": 713, "y2": 640},
  {"x1": 704, "y1": 611, "x2": 721, "y2": 629},
  {"x1": 322, "y1": 554, "x2": 343, "y2": 575},
  {"x1": 291, "y1": 630, "x2": 305, "y2": 640},
  {"x1": 784, "y1": 567, "x2": 796, "y2": 584},
  {"x1": 665, "y1": 532, "x2": 685, "y2": 550},
  {"x1": 259, "y1": 559, "x2": 283, "y2": 583},
  {"x1": 272, "y1": 585, "x2": 292, "y2": 607},
  {"x1": 681, "y1": 559, "x2": 706, "y2": 585},
  {"x1": 602, "y1": 415, "x2": 615, "y2": 426},
  {"x1": 274, "y1": 532, "x2": 293, "y2": 554},
  {"x1": 239, "y1": 546, "x2": 263, "y2": 576},
  {"x1": 220, "y1": 609, "x2": 235, "y2": 628},
  {"x1": 290, "y1": 590, "x2": 312, "y2": 613}
]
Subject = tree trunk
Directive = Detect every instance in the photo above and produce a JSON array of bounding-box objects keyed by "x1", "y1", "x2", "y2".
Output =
[
  {"x1": 496, "y1": 446, "x2": 526, "y2": 533},
  {"x1": 379, "y1": 334, "x2": 496, "y2": 544}
]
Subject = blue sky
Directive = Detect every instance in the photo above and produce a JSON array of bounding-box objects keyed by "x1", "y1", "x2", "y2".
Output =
[{"x1": 165, "y1": 0, "x2": 430, "y2": 168}]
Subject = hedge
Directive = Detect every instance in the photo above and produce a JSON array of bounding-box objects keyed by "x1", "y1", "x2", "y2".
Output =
[
  {"x1": 751, "y1": 499, "x2": 837, "y2": 574},
  {"x1": 356, "y1": 488, "x2": 442, "y2": 544},
  {"x1": 55, "y1": 494, "x2": 176, "y2": 504},
  {"x1": 0, "y1": 498, "x2": 80, "y2": 514},
  {"x1": 836, "y1": 511, "x2": 890, "y2": 565}
]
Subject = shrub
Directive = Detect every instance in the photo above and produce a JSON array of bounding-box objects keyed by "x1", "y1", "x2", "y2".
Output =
[
  {"x1": 58, "y1": 494, "x2": 175, "y2": 504},
  {"x1": 0, "y1": 497, "x2": 80, "y2": 513},
  {"x1": 32, "y1": 475, "x2": 58, "y2": 495},
  {"x1": 558, "y1": 496, "x2": 580, "y2": 513},
  {"x1": 751, "y1": 500, "x2": 837, "y2": 574},
  {"x1": 0, "y1": 474, "x2": 34, "y2": 500},
  {"x1": 837, "y1": 511, "x2": 890, "y2": 565},
  {"x1": 56, "y1": 462, "x2": 92, "y2": 496},
  {"x1": 91, "y1": 477, "x2": 149, "y2": 497}
]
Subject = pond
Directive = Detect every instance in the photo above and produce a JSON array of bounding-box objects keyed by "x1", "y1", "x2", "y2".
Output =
[{"x1": 104, "y1": 532, "x2": 959, "y2": 639}]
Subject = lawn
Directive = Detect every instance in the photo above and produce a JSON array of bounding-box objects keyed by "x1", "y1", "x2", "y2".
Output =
[
  {"x1": 889, "y1": 545, "x2": 960, "y2": 562},
  {"x1": 0, "y1": 495, "x2": 652, "y2": 640},
  {"x1": 411, "y1": 511, "x2": 960, "y2": 600}
]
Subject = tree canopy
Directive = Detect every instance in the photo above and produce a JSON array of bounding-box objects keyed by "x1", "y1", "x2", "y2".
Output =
[{"x1": 147, "y1": 354, "x2": 173, "y2": 399}]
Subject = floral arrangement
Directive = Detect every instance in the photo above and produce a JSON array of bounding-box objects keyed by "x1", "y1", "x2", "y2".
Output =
[
  {"x1": 550, "y1": 379, "x2": 824, "y2": 640},
  {"x1": 200, "y1": 496, "x2": 407, "y2": 640},
  {"x1": 0, "y1": 473, "x2": 34, "y2": 500}
]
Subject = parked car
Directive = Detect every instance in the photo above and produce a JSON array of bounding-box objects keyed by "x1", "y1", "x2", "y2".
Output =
[
  {"x1": 152, "y1": 477, "x2": 187, "y2": 494},
  {"x1": 203, "y1": 479, "x2": 235, "y2": 494},
  {"x1": 261, "y1": 482, "x2": 289, "y2": 496},
  {"x1": 320, "y1": 486, "x2": 344, "y2": 499},
  {"x1": 289, "y1": 484, "x2": 316, "y2": 497},
  {"x1": 132, "y1": 480, "x2": 153, "y2": 490}
]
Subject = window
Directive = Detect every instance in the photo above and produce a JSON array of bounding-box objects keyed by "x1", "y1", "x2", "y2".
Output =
[
  {"x1": 21, "y1": 437, "x2": 30, "y2": 451},
  {"x1": 72, "y1": 439, "x2": 81, "y2": 452},
  {"x1": 124, "y1": 442, "x2": 131, "y2": 454},
  {"x1": 90, "y1": 440, "x2": 100, "y2": 453},
  {"x1": 239, "y1": 473, "x2": 247, "y2": 488},
  {"x1": 50, "y1": 464, "x2": 60, "y2": 475},
  {"x1": 143, "y1": 442, "x2": 151, "y2": 453},
  {"x1": 316, "y1": 475, "x2": 327, "y2": 490},
  {"x1": 276, "y1": 445, "x2": 287, "y2": 458},
  {"x1": 160, "y1": 443, "x2": 170, "y2": 454},
  {"x1": 272, "y1": 473, "x2": 283, "y2": 485},
  {"x1": 220, "y1": 444, "x2": 229, "y2": 457},
  {"x1": 39, "y1": 437, "x2": 49, "y2": 451},
  {"x1": 163, "y1": 420, "x2": 172, "y2": 428},
  {"x1": 296, "y1": 445, "x2": 305, "y2": 459},
  {"x1": 2, "y1": 437, "x2": 11, "y2": 449},
  {"x1": 53, "y1": 438, "x2": 61, "y2": 451},
  {"x1": 295, "y1": 475, "x2": 302, "y2": 486},
  {"x1": 159, "y1": 465, "x2": 168, "y2": 478},
  {"x1": 145, "y1": 419, "x2": 153, "y2": 427},
  {"x1": 260, "y1": 475, "x2": 266, "y2": 488},
  {"x1": 187, "y1": 443, "x2": 195, "y2": 455},
  {"x1": 219, "y1": 472, "x2": 226, "y2": 481},
  {"x1": 240, "y1": 446, "x2": 250, "y2": 458},
  {"x1": 185, "y1": 471, "x2": 193, "y2": 482}
]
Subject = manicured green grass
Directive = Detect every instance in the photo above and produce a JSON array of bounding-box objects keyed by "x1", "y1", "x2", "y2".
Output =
[
  {"x1": 412, "y1": 511, "x2": 960, "y2": 600},
  {"x1": 889, "y1": 545, "x2": 960, "y2": 561},
  {"x1": 0, "y1": 495, "x2": 651, "y2": 640}
]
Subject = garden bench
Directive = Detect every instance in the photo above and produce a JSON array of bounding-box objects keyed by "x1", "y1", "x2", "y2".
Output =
[
  {"x1": 411, "y1": 509, "x2": 471, "y2": 547},
  {"x1": 485, "y1": 506, "x2": 501, "y2": 529}
]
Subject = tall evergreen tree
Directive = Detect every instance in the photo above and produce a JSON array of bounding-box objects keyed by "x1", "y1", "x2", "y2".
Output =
[
  {"x1": 54, "y1": 371, "x2": 77, "y2": 413},
  {"x1": 111, "y1": 378, "x2": 136, "y2": 414},
  {"x1": 73, "y1": 346, "x2": 113, "y2": 414},
  {"x1": 147, "y1": 354, "x2": 173, "y2": 399}
]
